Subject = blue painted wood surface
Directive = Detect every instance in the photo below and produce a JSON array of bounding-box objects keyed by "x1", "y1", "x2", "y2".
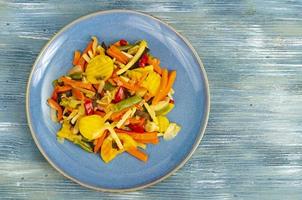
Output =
[{"x1": 1, "y1": 0, "x2": 302, "y2": 199}]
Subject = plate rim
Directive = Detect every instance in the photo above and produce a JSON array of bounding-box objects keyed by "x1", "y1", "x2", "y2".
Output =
[{"x1": 26, "y1": 9, "x2": 210, "y2": 192}]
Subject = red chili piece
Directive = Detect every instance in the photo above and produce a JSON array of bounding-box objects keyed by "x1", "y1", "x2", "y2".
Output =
[{"x1": 138, "y1": 53, "x2": 149, "y2": 67}]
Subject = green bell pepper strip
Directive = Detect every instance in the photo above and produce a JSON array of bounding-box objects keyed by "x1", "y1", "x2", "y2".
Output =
[{"x1": 112, "y1": 95, "x2": 142, "y2": 113}]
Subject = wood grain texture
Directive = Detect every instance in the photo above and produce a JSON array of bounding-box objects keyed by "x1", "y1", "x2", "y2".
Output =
[{"x1": 1, "y1": 0, "x2": 302, "y2": 199}]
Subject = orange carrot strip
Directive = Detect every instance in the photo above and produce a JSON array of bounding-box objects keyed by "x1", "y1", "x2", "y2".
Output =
[
  {"x1": 55, "y1": 85, "x2": 72, "y2": 93},
  {"x1": 110, "y1": 45, "x2": 129, "y2": 62},
  {"x1": 72, "y1": 88, "x2": 84, "y2": 100},
  {"x1": 111, "y1": 108, "x2": 130, "y2": 121},
  {"x1": 129, "y1": 117, "x2": 145, "y2": 126},
  {"x1": 126, "y1": 148, "x2": 148, "y2": 162},
  {"x1": 94, "y1": 110, "x2": 106, "y2": 117},
  {"x1": 106, "y1": 48, "x2": 128, "y2": 64},
  {"x1": 115, "y1": 130, "x2": 158, "y2": 141},
  {"x1": 47, "y1": 98, "x2": 63, "y2": 121},
  {"x1": 114, "y1": 77, "x2": 138, "y2": 91},
  {"x1": 60, "y1": 77, "x2": 95, "y2": 92},
  {"x1": 78, "y1": 41, "x2": 93, "y2": 70},
  {"x1": 108, "y1": 78, "x2": 117, "y2": 86},
  {"x1": 77, "y1": 58, "x2": 86, "y2": 70},
  {"x1": 114, "y1": 128, "x2": 139, "y2": 134},
  {"x1": 130, "y1": 132, "x2": 158, "y2": 140},
  {"x1": 153, "y1": 64, "x2": 162, "y2": 75},
  {"x1": 84, "y1": 41, "x2": 93, "y2": 54},
  {"x1": 152, "y1": 68, "x2": 168, "y2": 105},
  {"x1": 51, "y1": 85, "x2": 72, "y2": 101},
  {"x1": 94, "y1": 131, "x2": 108, "y2": 153},
  {"x1": 135, "y1": 137, "x2": 159, "y2": 144},
  {"x1": 157, "y1": 70, "x2": 176, "y2": 102},
  {"x1": 115, "y1": 131, "x2": 159, "y2": 144},
  {"x1": 73, "y1": 50, "x2": 81, "y2": 65},
  {"x1": 148, "y1": 57, "x2": 162, "y2": 75},
  {"x1": 113, "y1": 40, "x2": 121, "y2": 47},
  {"x1": 51, "y1": 89, "x2": 58, "y2": 101}
]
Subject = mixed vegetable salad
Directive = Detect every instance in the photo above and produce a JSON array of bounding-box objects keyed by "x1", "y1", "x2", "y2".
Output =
[{"x1": 47, "y1": 36, "x2": 181, "y2": 163}]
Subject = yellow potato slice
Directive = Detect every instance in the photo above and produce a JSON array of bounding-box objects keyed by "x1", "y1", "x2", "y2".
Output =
[{"x1": 85, "y1": 55, "x2": 114, "y2": 84}]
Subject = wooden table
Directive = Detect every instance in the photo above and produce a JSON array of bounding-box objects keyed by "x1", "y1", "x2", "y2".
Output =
[{"x1": 1, "y1": 0, "x2": 302, "y2": 199}]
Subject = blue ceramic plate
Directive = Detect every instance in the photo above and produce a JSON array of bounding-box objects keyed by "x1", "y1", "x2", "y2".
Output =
[{"x1": 26, "y1": 10, "x2": 210, "y2": 191}]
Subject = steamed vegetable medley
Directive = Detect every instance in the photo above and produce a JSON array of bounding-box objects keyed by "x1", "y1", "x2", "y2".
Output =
[{"x1": 47, "y1": 37, "x2": 181, "y2": 163}]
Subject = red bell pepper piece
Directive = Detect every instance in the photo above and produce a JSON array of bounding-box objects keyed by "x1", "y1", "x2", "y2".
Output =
[
  {"x1": 113, "y1": 87, "x2": 125, "y2": 103},
  {"x1": 128, "y1": 124, "x2": 145, "y2": 133},
  {"x1": 84, "y1": 100, "x2": 94, "y2": 115}
]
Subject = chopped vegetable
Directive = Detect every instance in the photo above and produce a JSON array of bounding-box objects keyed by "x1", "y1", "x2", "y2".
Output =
[
  {"x1": 118, "y1": 44, "x2": 134, "y2": 51},
  {"x1": 113, "y1": 87, "x2": 125, "y2": 103},
  {"x1": 103, "y1": 82, "x2": 115, "y2": 91},
  {"x1": 72, "y1": 88, "x2": 84, "y2": 100},
  {"x1": 156, "y1": 103, "x2": 174, "y2": 116},
  {"x1": 85, "y1": 55, "x2": 114, "y2": 83},
  {"x1": 73, "y1": 50, "x2": 81, "y2": 66},
  {"x1": 143, "y1": 102, "x2": 158, "y2": 124},
  {"x1": 93, "y1": 130, "x2": 108, "y2": 153},
  {"x1": 119, "y1": 39, "x2": 128, "y2": 46},
  {"x1": 128, "y1": 124, "x2": 144, "y2": 133},
  {"x1": 47, "y1": 37, "x2": 180, "y2": 164},
  {"x1": 68, "y1": 65, "x2": 83, "y2": 75},
  {"x1": 138, "y1": 53, "x2": 149, "y2": 67},
  {"x1": 117, "y1": 40, "x2": 148, "y2": 75},
  {"x1": 157, "y1": 116, "x2": 170, "y2": 133},
  {"x1": 126, "y1": 148, "x2": 148, "y2": 162},
  {"x1": 152, "y1": 68, "x2": 168, "y2": 105},
  {"x1": 60, "y1": 76, "x2": 95, "y2": 91},
  {"x1": 77, "y1": 41, "x2": 93, "y2": 70},
  {"x1": 115, "y1": 108, "x2": 136, "y2": 128},
  {"x1": 47, "y1": 98, "x2": 63, "y2": 121},
  {"x1": 145, "y1": 120, "x2": 159, "y2": 132},
  {"x1": 57, "y1": 121, "x2": 82, "y2": 141},
  {"x1": 84, "y1": 99, "x2": 94, "y2": 115},
  {"x1": 157, "y1": 71, "x2": 177, "y2": 102},
  {"x1": 101, "y1": 135, "x2": 123, "y2": 163},
  {"x1": 59, "y1": 97, "x2": 81, "y2": 109},
  {"x1": 163, "y1": 123, "x2": 181, "y2": 140},
  {"x1": 141, "y1": 71, "x2": 161, "y2": 96},
  {"x1": 106, "y1": 45, "x2": 129, "y2": 64},
  {"x1": 127, "y1": 45, "x2": 140, "y2": 55},
  {"x1": 69, "y1": 72, "x2": 83, "y2": 80},
  {"x1": 112, "y1": 95, "x2": 142, "y2": 113},
  {"x1": 148, "y1": 57, "x2": 162, "y2": 75},
  {"x1": 74, "y1": 140, "x2": 93, "y2": 153},
  {"x1": 78, "y1": 115, "x2": 105, "y2": 140},
  {"x1": 151, "y1": 98, "x2": 169, "y2": 112}
]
